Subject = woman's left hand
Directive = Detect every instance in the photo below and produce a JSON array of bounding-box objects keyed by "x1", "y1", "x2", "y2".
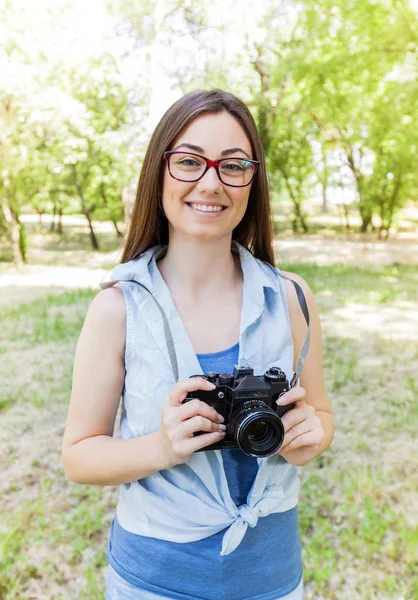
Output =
[{"x1": 276, "y1": 386, "x2": 325, "y2": 466}]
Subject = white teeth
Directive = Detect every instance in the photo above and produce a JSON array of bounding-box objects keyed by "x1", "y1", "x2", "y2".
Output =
[{"x1": 190, "y1": 203, "x2": 224, "y2": 213}]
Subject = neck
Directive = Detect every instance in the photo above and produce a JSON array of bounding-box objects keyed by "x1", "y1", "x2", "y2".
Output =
[{"x1": 158, "y1": 234, "x2": 241, "y2": 299}]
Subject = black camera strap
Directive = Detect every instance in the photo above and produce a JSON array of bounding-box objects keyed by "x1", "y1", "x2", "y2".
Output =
[
  {"x1": 270, "y1": 268, "x2": 310, "y2": 388},
  {"x1": 102, "y1": 269, "x2": 310, "y2": 389}
]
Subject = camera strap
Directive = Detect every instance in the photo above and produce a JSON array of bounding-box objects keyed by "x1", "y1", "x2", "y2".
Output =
[
  {"x1": 270, "y1": 268, "x2": 311, "y2": 388},
  {"x1": 102, "y1": 269, "x2": 310, "y2": 389}
]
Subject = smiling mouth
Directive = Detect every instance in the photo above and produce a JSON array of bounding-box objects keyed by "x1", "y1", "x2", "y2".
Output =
[{"x1": 186, "y1": 203, "x2": 226, "y2": 213}]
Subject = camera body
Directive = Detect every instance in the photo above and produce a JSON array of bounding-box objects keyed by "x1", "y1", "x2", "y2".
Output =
[{"x1": 183, "y1": 364, "x2": 295, "y2": 457}]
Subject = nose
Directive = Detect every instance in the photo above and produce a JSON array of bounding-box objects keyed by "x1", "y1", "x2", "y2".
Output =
[{"x1": 197, "y1": 165, "x2": 223, "y2": 193}]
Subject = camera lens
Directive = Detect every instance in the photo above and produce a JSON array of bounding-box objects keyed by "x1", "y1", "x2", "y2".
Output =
[
  {"x1": 232, "y1": 403, "x2": 285, "y2": 457},
  {"x1": 247, "y1": 420, "x2": 271, "y2": 443}
]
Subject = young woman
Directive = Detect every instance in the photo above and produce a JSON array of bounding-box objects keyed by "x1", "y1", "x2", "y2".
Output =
[{"x1": 62, "y1": 89, "x2": 333, "y2": 600}]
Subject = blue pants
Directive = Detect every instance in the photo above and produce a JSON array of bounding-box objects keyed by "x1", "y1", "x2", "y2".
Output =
[{"x1": 106, "y1": 565, "x2": 304, "y2": 600}]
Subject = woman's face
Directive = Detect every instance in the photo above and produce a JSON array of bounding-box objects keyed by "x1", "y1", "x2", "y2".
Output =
[{"x1": 162, "y1": 111, "x2": 254, "y2": 244}]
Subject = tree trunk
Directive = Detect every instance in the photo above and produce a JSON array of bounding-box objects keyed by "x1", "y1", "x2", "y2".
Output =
[
  {"x1": 18, "y1": 221, "x2": 27, "y2": 262},
  {"x1": 345, "y1": 144, "x2": 373, "y2": 233},
  {"x1": 343, "y1": 203, "x2": 351, "y2": 231},
  {"x1": 84, "y1": 209, "x2": 99, "y2": 250},
  {"x1": 253, "y1": 44, "x2": 273, "y2": 154},
  {"x1": 282, "y1": 174, "x2": 309, "y2": 233},
  {"x1": 295, "y1": 200, "x2": 308, "y2": 233},
  {"x1": 37, "y1": 210, "x2": 43, "y2": 232},
  {"x1": 100, "y1": 183, "x2": 123, "y2": 240},
  {"x1": 50, "y1": 203, "x2": 56, "y2": 232},
  {"x1": 321, "y1": 146, "x2": 328, "y2": 213},
  {"x1": 112, "y1": 219, "x2": 123, "y2": 238},
  {"x1": 72, "y1": 166, "x2": 99, "y2": 250},
  {"x1": 384, "y1": 172, "x2": 402, "y2": 236},
  {"x1": 57, "y1": 209, "x2": 63, "y2": 235},
  {"x1": 3, "y1": 202, "x2": 24, "y2": 266},
  {"x1": 359, "y1": 210, "x2": 373, "y2": 233}
]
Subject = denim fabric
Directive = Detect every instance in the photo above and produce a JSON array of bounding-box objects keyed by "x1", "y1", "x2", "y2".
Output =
[{"x1": 106, "y1": 242, "x2": 300, "y2": 556}]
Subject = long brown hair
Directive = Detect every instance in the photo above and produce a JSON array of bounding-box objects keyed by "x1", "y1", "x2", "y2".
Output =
[{"x1": 121, "y1": 89, "x2": 275, "y2": 265}]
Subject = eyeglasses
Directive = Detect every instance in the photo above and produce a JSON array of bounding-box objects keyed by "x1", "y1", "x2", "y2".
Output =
[{"x1": 163, "y1": 151, "x2": 259, "y2": 188}]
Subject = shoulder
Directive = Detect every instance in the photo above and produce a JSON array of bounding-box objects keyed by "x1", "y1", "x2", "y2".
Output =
[
  {"x1": 278, "y1": 269, "x2": 318, "y2": 334},
  {"x1": 84, "y1": 285, "x2": 126, "y2": 332},
  {"x1": 73, "y1": 285, "x2": 126, "y2": 365},
  {"x1": 279, "y1": 270, "x2": 314, "y2": 306}
]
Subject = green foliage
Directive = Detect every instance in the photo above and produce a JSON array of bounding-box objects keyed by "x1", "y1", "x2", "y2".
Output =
[
  {"x1": 1, "y1": 0, "x2": 418, "y2": 263},
  {"x1": 267, "y1": 0, "x2": 418, "y2": 232},
  {"x1": 180, "y1": 0, "x2": 418, "y2": 232},
  {"x1": 0, "y1": 1, "x2": 135, "y2": 260}
]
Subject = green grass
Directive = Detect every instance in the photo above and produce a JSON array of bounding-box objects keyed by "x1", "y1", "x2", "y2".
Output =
[
  {"x1": 281, "y1": 263, "x2": 418, "y2": 305},
  {"x1": 0, "y1": 394, "x2": 14, "y2": 411},
  {"x1": 0, "y1": 285, "x2": 112, "y2": 598},
  {"x1": 0, "y1": 485, "x2": 111, "y2": 600},
  {"x1": 299, "y1": 468, "x2": 418, "y2": 598},
  {"x1": 0, "y1": 289, "x2": 95, "y2": 345}
]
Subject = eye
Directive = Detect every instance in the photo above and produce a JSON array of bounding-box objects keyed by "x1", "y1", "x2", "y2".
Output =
[
  {"x1": 179, "y1": 158, "x2": 199, "y2": 166},
  {"x1": 172, "y1": 154, "x2": 205, "y2": 169},
  {"x1": 221, "y1": 159, "x2": 249, "y2": 172}
]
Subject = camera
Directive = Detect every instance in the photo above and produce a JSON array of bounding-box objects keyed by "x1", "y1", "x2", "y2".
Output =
[{"x1": 183, "y1": 363, "x2": 295, "y2": 457}]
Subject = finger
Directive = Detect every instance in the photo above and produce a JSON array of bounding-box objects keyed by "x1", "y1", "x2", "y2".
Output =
[
  {"x1": 280, "y1": 415, "x2": 319, "y2": 449},
  {"x1": 281, "y1": 427, "x2": 324, "y2": 452},
  {"x1": 281, "y1": 403, "x2": 315, "y2": 432},
  {"x1": 177, "y1": 415, "x2": 226, "y2": 439},
  {"x1": 276, "y1": 387, "x2": 306, "y2": 407},
  {"x1": 281, "y1": 415, "x2": 322, "y2": 448},
  {"x1": 175, "y1": 398, "x2": 224, "y2": 424},
  {"x1": 166, "y1": 378, "x2": 216, "y2": 407},
  {"x1": 182, "y1": 430, "x2": 226, "y2": 455}
]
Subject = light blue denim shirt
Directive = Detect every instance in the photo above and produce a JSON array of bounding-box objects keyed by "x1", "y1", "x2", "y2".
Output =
[{"x1": 106, "y1": 241, "x2": 300, "y2": 556}]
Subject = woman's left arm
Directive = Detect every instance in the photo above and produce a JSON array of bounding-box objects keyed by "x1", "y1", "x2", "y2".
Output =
[{"x1": 276, "y1": 272, "x2": 334, "y2": 467}]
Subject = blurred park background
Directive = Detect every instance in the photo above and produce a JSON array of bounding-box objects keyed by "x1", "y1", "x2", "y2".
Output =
[{"x1": 0, "y1": 0, "x2": 417, "y2": 598}]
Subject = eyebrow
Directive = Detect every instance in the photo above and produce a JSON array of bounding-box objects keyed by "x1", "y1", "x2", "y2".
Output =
[{"x1": 172, "y1": 143, "x2": 251, "y2": 159}]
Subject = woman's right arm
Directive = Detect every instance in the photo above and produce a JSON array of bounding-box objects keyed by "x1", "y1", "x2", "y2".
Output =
[{"x1": 62, "y1": 287, "x2": 225, "y2": 486}]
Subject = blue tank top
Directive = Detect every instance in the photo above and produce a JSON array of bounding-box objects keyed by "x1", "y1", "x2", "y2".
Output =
[{"x1": 106, "y1": 343, "x2": 302, "y2": 600}]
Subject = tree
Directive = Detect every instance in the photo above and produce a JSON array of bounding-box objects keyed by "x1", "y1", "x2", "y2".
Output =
[
  {"x1": 287, "y1": 0, "x2": 418, "y2": 231},
  {"x1": 0, "y1": 0, "x2": 135, "y2": 260}
]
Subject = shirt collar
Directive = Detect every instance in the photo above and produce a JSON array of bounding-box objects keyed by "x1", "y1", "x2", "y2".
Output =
[
  {"x1": 147, "y1": 240, "x2": 276, "y2": 290},
  {"x1": 231, "y1": 241, "x2": 278, "y2": 334},
  {"x1": 110, "y1": 241, "x2": 278, "y2": 339}
]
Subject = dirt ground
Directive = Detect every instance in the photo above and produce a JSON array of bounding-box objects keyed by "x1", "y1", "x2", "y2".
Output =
[{"x1": 1, "y1": 213, "x2": 417, "y2": 309}]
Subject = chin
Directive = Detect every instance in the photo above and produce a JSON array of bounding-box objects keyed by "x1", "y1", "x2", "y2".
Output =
[
  {"x1": 171, "y1": 223, "x2": 231, "y2": 244},
  {"x1": 189, "y1": 228, "x2": 228, "y2": 242}
]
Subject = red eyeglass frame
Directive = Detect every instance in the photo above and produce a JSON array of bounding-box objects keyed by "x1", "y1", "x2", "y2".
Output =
[{"x1": 163, "y1": 151, "x2": 259, "y2": 188}]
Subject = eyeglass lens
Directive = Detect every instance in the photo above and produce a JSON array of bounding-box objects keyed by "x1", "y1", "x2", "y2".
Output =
[{"x1": 168, "y1": 153, "x2": 255, "y2": 186}]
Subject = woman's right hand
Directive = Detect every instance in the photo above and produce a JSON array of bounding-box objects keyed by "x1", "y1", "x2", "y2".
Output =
[{"x1": 158, "y1": 377, "x2": 227, "y2": 468}]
